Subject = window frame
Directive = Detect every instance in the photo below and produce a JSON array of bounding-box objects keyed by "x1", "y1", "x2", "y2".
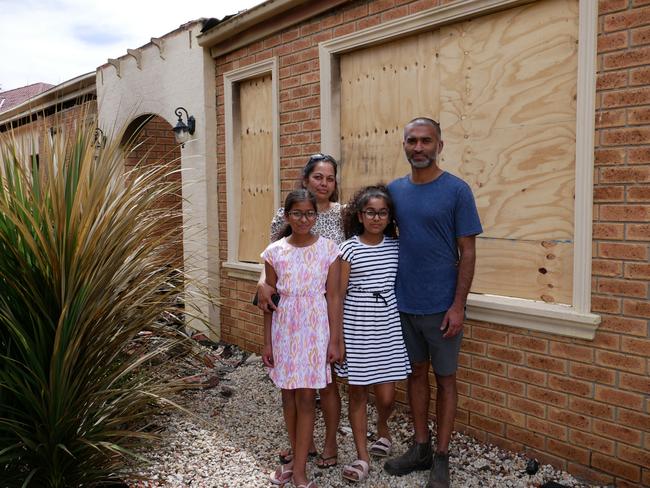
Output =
[
  {"x1": 223, "y1": 57, "x2": 280, "y2": 279},
  {"x1": 319, "y1": 0, "x2": 599, "y2": 339}
]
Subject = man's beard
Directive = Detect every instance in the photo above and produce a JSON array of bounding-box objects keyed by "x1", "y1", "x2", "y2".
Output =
[{"x1": 408, "y1": 154, "x2": 436, "y2": 169}]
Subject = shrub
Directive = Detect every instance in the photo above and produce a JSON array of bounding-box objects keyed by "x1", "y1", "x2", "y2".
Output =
[{"x1": 0, "y1": 115, "x2": 197, "y2": 486}]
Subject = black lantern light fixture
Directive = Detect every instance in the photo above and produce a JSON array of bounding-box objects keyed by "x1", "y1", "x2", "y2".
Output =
[
  {"x1": 172, "y1": 107, "x2": 195, "y2": 147},
  {"x1": 94, "y1": 127, "x2": 106, "y2": 148}
]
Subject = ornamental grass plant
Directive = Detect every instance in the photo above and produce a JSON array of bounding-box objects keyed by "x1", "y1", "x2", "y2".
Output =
[{"x1": 0, "y1": 115, "x2": 198, "y2": 486}]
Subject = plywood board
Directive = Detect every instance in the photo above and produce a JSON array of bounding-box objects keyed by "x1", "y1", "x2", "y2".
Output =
[
  {"x1": 238, "y1": 75, "x2": 274, "y2": 263},
  {"x1": 338, "y1": 0, "x2": 579, "y2": 303},
  {"x1": 340, "y1": 31, "x2": 440, "y2": 200},
  {"x1": 473, "y1": 237, "x2": 573, "y2": 305},
  {"x1": 439, "y1": 0, "x2": 578, "y2": 240}
]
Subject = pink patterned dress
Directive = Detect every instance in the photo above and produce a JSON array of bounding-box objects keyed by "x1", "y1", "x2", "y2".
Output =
[{"x1": 261, "y1": 236, "x2": 340, "y2": 389}]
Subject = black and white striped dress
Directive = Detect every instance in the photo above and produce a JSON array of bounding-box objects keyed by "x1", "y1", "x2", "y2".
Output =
[{"x1": 335, "y1": 236, "x2": 412, "y2": 386}]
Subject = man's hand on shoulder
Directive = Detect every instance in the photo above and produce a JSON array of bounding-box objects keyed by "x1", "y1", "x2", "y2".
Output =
[{"x1": 441, "y1": 303, "x2": 464, "y2": 338}]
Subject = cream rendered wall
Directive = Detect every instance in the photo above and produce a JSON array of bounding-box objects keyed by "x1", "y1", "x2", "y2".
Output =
[{"x1": 96, "y1": 22, "x2": 219, "y2": 339}]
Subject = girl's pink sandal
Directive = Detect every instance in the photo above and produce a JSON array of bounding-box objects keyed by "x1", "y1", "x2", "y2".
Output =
[
  {"x1": 342, "y1": 459, "x2": 370, "y2": 482},
  {"x1": 269, "y1": 464, "x2": 293, "y2": 485}
]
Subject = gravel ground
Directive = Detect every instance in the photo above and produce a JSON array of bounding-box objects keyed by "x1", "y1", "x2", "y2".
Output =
[{"x1": 128, "y1": 346, "x2": 606, "y2": 488}]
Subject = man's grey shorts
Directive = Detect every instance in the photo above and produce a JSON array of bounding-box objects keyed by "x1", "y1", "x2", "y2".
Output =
[{"x1": 400, "y1": 311, "x2": 463, "y2": 377}]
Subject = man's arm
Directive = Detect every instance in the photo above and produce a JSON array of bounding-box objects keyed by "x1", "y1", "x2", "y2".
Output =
[{"x1": 441, "y1": 235, "x2": 476, "y2": 338}]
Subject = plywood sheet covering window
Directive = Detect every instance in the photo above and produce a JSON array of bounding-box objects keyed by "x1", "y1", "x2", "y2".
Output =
[
  {"x1": 339, "y1": 0, "x2": 578, "y2": 305},
  {"x1": 238, "y1": 75, "x2": 274, "y2": 263}
]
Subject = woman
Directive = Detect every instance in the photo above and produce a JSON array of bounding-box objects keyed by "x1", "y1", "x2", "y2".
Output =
[{"x1": 257, "y1": 153, "x2": 344, "y2": 470}]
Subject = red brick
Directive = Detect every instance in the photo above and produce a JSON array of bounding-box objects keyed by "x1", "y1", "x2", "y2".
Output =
[
  {"x1": 595, "y1": 148, "x2": 626, "y2": 165},
  {"x1": 621, "y1": 335, "x2": 650, "y2": 355},
  {"x1": 569, "y1": 397, "x2": 615, "y2": 420},
  {"x1": 507, "y1": 365, "x2": 546, "y2": 385},
  {"x1": 600, "y1": 242, "x2": 648, "y2": 260},
  {"x1": 508, "y1": 396, "x2": 545, "y2": 418},
  {"x1": 510, "y1": 335, "x2": 547, "y2": 353},
  {"x1": 623, "y1": 298, "x2": 650, "y2": 318},
  {"x1": 567, "y1": 463, "x2": 614, "y2": 486},
  {"x1": 602, "y1": 87, "x2": 650, "y2": 107},
  {"x1": 546, "y1": 438, "x2": 590, "y2": 464},
  {"x1": 619, "y1": 408, "x2": 650, "y2": 430},
  {"x1": 457, "y1": 367, "x2": 488, "y2": 386},
  {"x1": 458, "y1": 395, "x2": 488, "y2": 415},
  {"x1": 601, "y1": 127, "x2": 650, "y2": 145},
  {"x1": 488, "y1": 405, "x2": 525, "y2": 427},
  {"x1": 627, "y1": 186, "x2": 650, "y2": 201},
  {"x1": 625, "y1": 262, "x2": 650, "y2": 279},
  {"x1": 471, "y1": 326, "x2": 508, "y2": 345},
  {"x1": 592, "y1": 258, "x2": 623, "y2": 276},
  {"x1": 597, "y1": 277, "x2": 648, "y2": 297},
  {"x1": 526, "y1": 353, "x2": 567, "y2": 374},
  {"x1": 620, "y1": 372, "x2": 650, "y2": 393},
  {"x1": 598, "y1": 0, "x2": 629, "y2": 13},
  {"x1": 487, "y1": 344, "x2": 524, "y2": 364},
  {"x1": 570, "y1": 362, "x2": 616, "y2": 385},
  {"x1": 489, "y1": 375, "x2": 525, "y2": 396},
  {"x1": 471, "y1": 356, "x2": 506, "y2": 376},
  {"x1": 548, "y1": 374, "x2": 592, "y2": 397},
  {"x1": 619, "y1": 444, "x2": 650, "y2": 471},
  {"x1": 631, "y1": 66, "x2": 650, "y2": 85},
  {"x1": 631, "y1": 24, "x2": 650, "y2": 45},
  {"x1": 594, "y1": 185, "x2": 625, "y2": 201},
  {"x1": 600, "y1": 204, "x2": 650, "y2": 220},
  {"x1": 594, "y1": 222, "x2": 625, "y2": 239},
  {"x1": 601, "y1": 166, "x2": 650, "y2": 183},
  {"x1": 598, "y1": 314, "x2": 648, "y2": 336},
  {"x1": 604, "y1": 7, "x2": 650, "y2": 32},
  {"x1": 597, "y1": 70, "x2": 629, "y2": 90},
  {"x1": 569, "y1": 429, "x2": 615, "y2": 455},
  {"x1": 596, "y1": 349, "x2": 646, "y2": 374},
  {"x1": 548, "y1": 406, "x2": 591, "y2": 431},
  {"x1": 527, "y1": 417, "x2": 567, "y2": 440},
  {"x1": 627, "y1": 223, "x2": 650, "y2": 240},
  {"x1": 527, "y1": 385, "x2": 567, "y2": 408},
  {"x1": 594, "y1": 418, "x2": 643, "y2": 446},
  {"x1": 629, "y1": 107, "x2": 650, "y2": 125},
  {"x1": 470, "y1": 413, "x2": 504, "y2": 435},
  {"x1": 506, "y1": 425, "x2": 545, "y2": 450},
  {"x1": 630, "y1": 148, "x2": 650, "y2": 165},
  {"x1": 381, "y1": 4, "x2": 409, "y2": 22},
  {"x1": 595, "y1": 384, "x2": 645, "y2": 409},
  {"x1": 591, "y1": 295, "x2": 622, "y2": 313},
  {"x1": 472, "y1": 385, "x2": 506, "y2": 405},
  {"x1": 598, "y1": 31, "x2": 629, "y2": 52}
]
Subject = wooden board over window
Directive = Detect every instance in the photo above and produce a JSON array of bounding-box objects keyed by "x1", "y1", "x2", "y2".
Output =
[
  {"x1": 339, "y1": 0, "x2": 578, "y2": 305},
  {"x1": 238, "y1": 75, "x2": 274, "y2": 263}
]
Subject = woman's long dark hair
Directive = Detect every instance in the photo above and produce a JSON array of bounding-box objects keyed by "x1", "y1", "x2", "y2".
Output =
[
  {"x1": 277, "y1": 189, "x2": 318, "y2": 239},
  {"x1": 300, "y1": 154, "x2": 339, "y2": 203},
  {"x1": 342, "y1": 184, "x2": 397, "y2": 239}
]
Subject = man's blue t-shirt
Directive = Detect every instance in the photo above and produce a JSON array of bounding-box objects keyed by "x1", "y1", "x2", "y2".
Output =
[{"x1": 388, "y1": 171, "x2": 483, "y2": 314}]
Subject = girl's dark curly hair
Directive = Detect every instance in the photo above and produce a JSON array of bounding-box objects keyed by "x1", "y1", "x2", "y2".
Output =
[
  {"x1": 277, "y1": 189, "x2": 318, "y2": 239},
  {"x1": 342, "y1": 184, "x2": 397, "y2": 239}
]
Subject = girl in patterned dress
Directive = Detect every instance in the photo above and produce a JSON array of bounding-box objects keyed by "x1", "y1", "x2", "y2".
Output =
[
  {"x1": 336, "y1": 185, "x2": 411, "y2": 483},
  {"x1": 262, "y1": 189, "x2": 342, "y2": 488},
  {"x1": 258, "y1": 154, "x2": 344, "y2": 469}
]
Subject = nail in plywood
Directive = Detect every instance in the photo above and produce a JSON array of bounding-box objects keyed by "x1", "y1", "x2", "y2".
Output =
[
  {"x1": 340, "y1": 31, "x2": 440, "y2": 198},
  {"x1": 474, "y1": 238, "x2": 573, "y2": 305},
  {"x1": 238, "y1": 75, "x2": 274, "y2": 263},
  {"x1": 338, "y1": 0, "x2": 579, "y2": 304},
  {"x1": 439, "y1": 0, "x2": 578, "y2": 240}
]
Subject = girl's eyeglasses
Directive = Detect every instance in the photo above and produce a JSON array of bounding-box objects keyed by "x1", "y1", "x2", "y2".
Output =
[
  {"x1": 361, "y1": 209, "x2": 390, "y2": 219},
  {"x1": 287, "y1": 210, "x2": 318, "y2": 220}
]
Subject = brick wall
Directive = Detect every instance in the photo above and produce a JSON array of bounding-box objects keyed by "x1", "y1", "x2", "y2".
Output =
[
  {"x1": 125, "y1": 115, "x2": 183, "y2": 268},
  {"x1": 214, "y1": 1, "x2": 650, "y2": 485}
]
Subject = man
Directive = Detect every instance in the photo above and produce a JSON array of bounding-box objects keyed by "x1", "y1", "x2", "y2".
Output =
[{"x1": 384, "y1": 117, "x2": 482, "y2": 488}]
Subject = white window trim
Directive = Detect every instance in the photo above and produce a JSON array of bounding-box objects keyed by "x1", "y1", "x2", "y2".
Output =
[
  {"x1": 319, "y1": 0, "x2": 600, "y2": 339},
  {"x1": 223, "y1": 58, "x2": 279, "y2": 279}
]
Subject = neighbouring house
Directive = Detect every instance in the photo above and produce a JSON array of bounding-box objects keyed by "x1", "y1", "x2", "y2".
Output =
[
  {"x1": 0, "y1": 82, "x2": 54, "y2": 112},
  {"x1": 2, "y1": 0, "x2": 649, "y2": 485}
]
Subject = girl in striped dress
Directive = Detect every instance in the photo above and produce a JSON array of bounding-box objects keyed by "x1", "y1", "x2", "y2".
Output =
[{"x1": 336, "y1": 185, "x2": 411, "y2": 483}]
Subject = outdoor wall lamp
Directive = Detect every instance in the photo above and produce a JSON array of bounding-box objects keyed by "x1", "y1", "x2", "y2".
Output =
[
  {"x1": 94, "y1": 128, "x2": 106, "y2": 148},
  {"x1": 172, "y1": 107, "x2": 195, "y2": 147}
]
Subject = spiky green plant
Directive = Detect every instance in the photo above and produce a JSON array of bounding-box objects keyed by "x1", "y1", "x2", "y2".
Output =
[{"x1": 0, "y1": 116, "x2": 198, "y2": 486}]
